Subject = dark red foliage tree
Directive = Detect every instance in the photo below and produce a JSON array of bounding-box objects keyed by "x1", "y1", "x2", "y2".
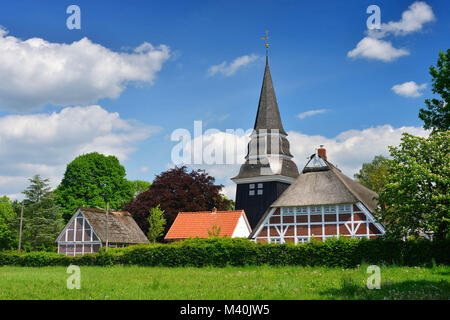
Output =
[{"x1": 124, "y1": 166, "x2": 234, "y2": 238}]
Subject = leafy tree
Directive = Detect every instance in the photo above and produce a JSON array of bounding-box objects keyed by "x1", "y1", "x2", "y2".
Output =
[
  {"x1": 0, "y1": 196, "x2": 16, "y2": 250},
  {"x1": 55, "y1": 152, "x2": 134, "y2": 221},
  {"x1": 130, "y1": 180, "x2": 151, "y2": 197},
  {"x1": 222, "y1": 196, "x2": 235, "y2": 210},
  {"x1": 124, "y1": 166, "x2": 234, "y2": 236},
  {"x1": 146, "y1": 205, "x2": 166, "y2": 243},
  {"x1": 419, "y1": 49, "x2": 450, "y2": 131},
  {"x1": 207, "y1": 224, "x2": 222, "y2": 238},
  {"x1": 375, "y1": 132, "x2": 449, "y2": 240},
  {"x1": 354, "y1": 155, "x2": 389, "y2": 193},
  {"x1": 22, "y1": 175, "x2": 64, "y2": 251}
]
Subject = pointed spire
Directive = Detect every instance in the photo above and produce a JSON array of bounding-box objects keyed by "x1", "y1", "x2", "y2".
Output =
[{"x1": 253, "y1": 58, "x2": 287, "y2": 135}]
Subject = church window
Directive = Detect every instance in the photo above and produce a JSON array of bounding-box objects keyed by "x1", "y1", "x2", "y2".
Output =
[
  {"x1": 281, "y1": 207, "x2": 295, "y2": 215},
  {"x1": 257, "y1": 183, "x2": 263, "y2": 195},
  {"x1": 324, "y1": 205, "x2": 336, "y2": 213},
  {"x1": 295, "y1": 207, "x2": 308, "y2": 214},
  {"x1": 310, "y1": 206, "x2": 322, "y2": 213},
  {"x1": 249, "y1": 184, "x2": 255, "y2": 196},
  {"x1": 339, "y1": 204, "x2": 351, "y2": 213},
  {"x1": 297, "y1": 237, "x2": 309, "y2": 244}
]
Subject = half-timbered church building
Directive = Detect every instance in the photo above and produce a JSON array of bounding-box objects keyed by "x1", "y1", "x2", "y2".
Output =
[
  {"x1": 249, "y1": 147, "x2": 386, "y2": 243},
  {"x1": 233, "y1": 49, "x2": 385, "y2": 243}
]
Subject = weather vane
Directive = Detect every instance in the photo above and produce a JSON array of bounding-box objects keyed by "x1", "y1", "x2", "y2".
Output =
[{"x1": 261, "y1": 30, "x2": 269, "y2": 57}]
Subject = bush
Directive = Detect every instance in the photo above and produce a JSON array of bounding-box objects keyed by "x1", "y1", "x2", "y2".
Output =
[{"x1": 0, "y1": 237, "x2": 448, "y2": 268}]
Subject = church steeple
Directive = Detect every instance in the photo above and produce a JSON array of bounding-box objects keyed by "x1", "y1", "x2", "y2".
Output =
[
  {"x1": 231, "y1": 35, "x2": 299, "y2": 229},
  {"x1": 253, "y1": 59, "x2": 287, "y2": 135}
]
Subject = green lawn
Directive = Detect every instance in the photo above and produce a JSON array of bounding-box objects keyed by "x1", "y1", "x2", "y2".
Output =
[{"x1": 0, "y1": 265, "x2": 449, "y2": 300}]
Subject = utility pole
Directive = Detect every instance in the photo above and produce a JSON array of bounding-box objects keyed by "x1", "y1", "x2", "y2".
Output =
[
  {"x1": 18, "y1": 202, "x2": 24, "y2": 253},
  {"x1": 105, "y1": 202, "x2": 109, "y2": 251}
]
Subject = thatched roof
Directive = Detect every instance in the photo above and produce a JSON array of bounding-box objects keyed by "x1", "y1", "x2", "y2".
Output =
[
  {"x1": 271, "y1": 155, "x2": 378, "y2": 211},
  {"x1": 79, "y1": 207, "x2": 149, "y2": 244},
  {"x1": 249, "y1": 155, "x2": 379, "y2": 238}
]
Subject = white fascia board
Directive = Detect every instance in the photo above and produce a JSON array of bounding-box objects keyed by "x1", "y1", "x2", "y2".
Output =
[
  {"x1": 231, "y1": 175, "x2": 296, "y2": 185},
  {"x1": 356, "y1": 202, "x2": 386, "y2": 234},
  {"x1": 250, "y1": 207, "x2": 276, "y2": 239},
  {"x1": 55, "y1": 208, "x2": 82, "y2": 242}
]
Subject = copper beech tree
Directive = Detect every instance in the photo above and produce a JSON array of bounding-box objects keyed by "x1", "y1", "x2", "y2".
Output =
[{"x1": 124, "y1": 166, "x2": 234, "y2": 238}]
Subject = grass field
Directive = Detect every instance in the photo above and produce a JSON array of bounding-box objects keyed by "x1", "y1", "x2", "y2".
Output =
[{"x1": 0, "y1": 265, "x2": 449, "y2": 300}]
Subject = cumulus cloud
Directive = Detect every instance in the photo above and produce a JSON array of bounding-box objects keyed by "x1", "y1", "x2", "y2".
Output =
[
  {"x1": 0, "y1": 27, "x2": 170, "y2": 112},
  {"x1": 392, "y1": 81, "x2": 427, "y2": 97},
  {"x1": 176, "y1": 124, "x2": 429, "y2": 200},
  {"x1": 0, "y1": 105, "x2": 161, "y2": 198},
  {"x1": 288, "y1": 125, "x2": 429, "y2": 177},
  {"x1": 369, "y1": 1, "x2": 435, "y2": 38},
  {"x1": 347, "y1": 37, "x2": 409, "y2": 62},
  {"x1": 297, "y1": 109, "x2": 329, "y2": 119},
  {"x1": 348, "y1": 1, "x2": 434, "y2": 62},
  {"x1": 208, "y1": 54, "x2": 261, "y2": 77}
]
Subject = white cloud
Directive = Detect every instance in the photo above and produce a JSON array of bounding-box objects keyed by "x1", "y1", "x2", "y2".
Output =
[
  {"x1": 347, "y1": 37, "x2": 409, "y2": 62},
  {"x1": 178, "y1": 124, "x2": 429, "y2": 201},
  {"x1": 297, "y1": 109, "x2": 329, "y2": 119},
  {"x1": 221, "y1": 184, "x2": 236, "y2": 200},
  {"x1": 0, "y1": 27, "x2": 170, "y2": 112},
  {"x1": 392, "y1": 81, "x2": 427, "y2": 97},
  {"x1": 0, "y1": 105, "x2": 161, "y2": 198},
  {"x1": 208, "y1": 54, "x2": 261, "y2": 77},
  {"x1": 369, "y1": 1, "x2": 435, "y2": 38},
  {"x1": 288, "y1": 125, "x2": 429, "y2": 177},
  {"x1": 348, "y1": 1, "x2": 434, "y2": 62}
]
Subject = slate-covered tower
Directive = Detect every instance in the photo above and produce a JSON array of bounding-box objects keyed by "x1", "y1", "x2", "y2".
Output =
[{"x1": 231, "y1": 56, "x2": 299, "y2": 229}]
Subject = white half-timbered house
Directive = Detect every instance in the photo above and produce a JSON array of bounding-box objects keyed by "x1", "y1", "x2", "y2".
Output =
[
  {"x1": 249, "y1": 147, "x2": 385, "y2": 244},
  {"x1": 55, "y1": 207, "x2": 149, "y2": 255}
]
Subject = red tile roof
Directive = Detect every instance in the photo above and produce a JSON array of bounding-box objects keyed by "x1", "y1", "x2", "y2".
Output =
[{"x1": 165, "y1": 210, "x2": 250, "y2": 240}]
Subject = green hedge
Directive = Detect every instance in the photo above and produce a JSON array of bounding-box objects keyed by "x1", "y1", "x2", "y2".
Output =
[{"x1": 0, "y1": 237, "x2": 449, "y2": 268}]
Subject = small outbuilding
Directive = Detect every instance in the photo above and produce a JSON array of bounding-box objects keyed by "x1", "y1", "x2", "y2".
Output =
[
  {"x1": 165, "y1": 208, "x2": 252, "y2": 241},
  {"x1": 56, "y1": 207, "x2": 149, "y2": 255}
]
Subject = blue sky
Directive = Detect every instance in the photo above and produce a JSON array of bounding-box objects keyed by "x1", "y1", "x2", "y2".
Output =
[{"x1": 0, "y1": 0, "x2": 448, "y2": 199}]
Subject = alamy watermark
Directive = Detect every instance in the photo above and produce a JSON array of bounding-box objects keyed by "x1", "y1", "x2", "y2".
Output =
[
  {"x1": 66, "y1": 5, "x2": 81, "y2": 30},
  {"x1": 66, "y1": 265, "x2": 81, "y2": 290},
  {"x1": 366, "y1": 5, "x2": 381, "y2": 30},
  {"x1": 170, "y1": 121, "x2": 283, "y2": 175},
  {"x1": 366, "y1": 265, "x2": 381, "y2": 289}
]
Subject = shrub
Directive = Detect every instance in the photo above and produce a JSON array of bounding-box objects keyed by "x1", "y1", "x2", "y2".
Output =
[{"x1": 0, "y1": 238, "x2": 448, "y2": 267}]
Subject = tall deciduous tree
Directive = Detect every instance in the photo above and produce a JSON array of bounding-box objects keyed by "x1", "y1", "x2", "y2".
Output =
[
  {"x1": 124, "y1": 166, "x2": 234, "y2": 236},
  {"x1": 376, "y1": 132, "x2": 449, "y2": 240},
  {"x1": 0, "y1": 196, "x2": 16, "y2": 250},
  {"x1": 419, "y1": 49, "x2": 450, "y2": 131},
  {"x1": 146, "y1": 205, "x2": 166, "y2": 243},
  {"x1": 55, "y1": 152, "x2": 134, "y2": 221},
  {"x1": 130, "y1": 180, "x2": 151, "y2": 197},
  {"x1": 354, "y1": 155, "x2": 389, "y2": 194}
]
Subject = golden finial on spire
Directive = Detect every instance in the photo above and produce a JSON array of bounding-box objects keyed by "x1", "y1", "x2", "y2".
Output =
[
  {"x1": 261, "y1": 30, "x2": 270, "y2": 50},
  {"x1": 261, "y1": 30, "x2": 270, "y2": 64}
]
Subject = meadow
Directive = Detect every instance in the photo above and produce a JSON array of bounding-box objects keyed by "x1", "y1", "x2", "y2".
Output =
[{"x1": 0, "y1": 265, "x2": 449, "y2": 300}]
